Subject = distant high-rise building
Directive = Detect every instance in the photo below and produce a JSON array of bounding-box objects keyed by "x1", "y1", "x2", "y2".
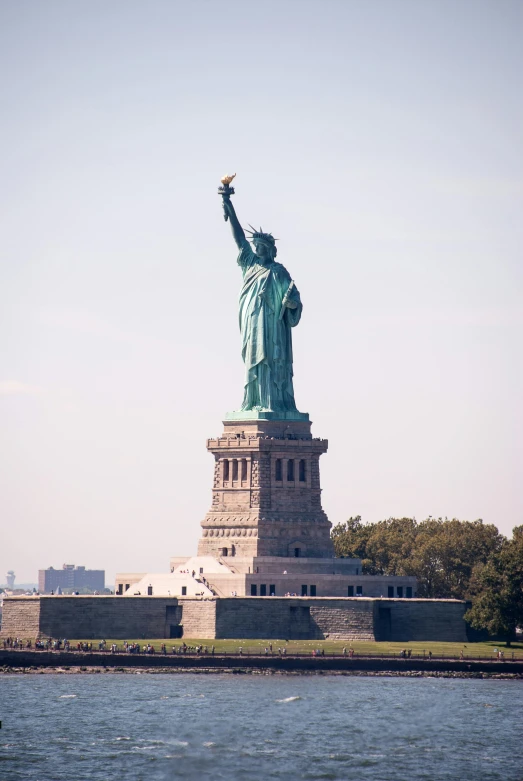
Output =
[
  {"x1": 6, "y1": 570, "x2": 15, "y2": 589},
  {"x1": 38, "y1": 564, "x2": 105, "y2": 594}
]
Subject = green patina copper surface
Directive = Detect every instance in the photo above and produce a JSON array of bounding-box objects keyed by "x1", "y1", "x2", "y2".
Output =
[{"x1": 221, "y1": 187, "x2": 307, "y2": 421}]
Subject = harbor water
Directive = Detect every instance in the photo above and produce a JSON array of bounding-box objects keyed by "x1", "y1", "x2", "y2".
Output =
[{"x1": 0, "y1": 673, "x2": 521, "y2": 780}]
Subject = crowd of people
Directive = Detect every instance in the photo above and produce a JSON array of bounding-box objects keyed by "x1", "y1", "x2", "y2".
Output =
[
  {"x1": 238, "y1": 644, "x2": 288, "y2": 656},
  {"x1": 2, "y1": 637, "x2": 33, "y2": 649},
  {"x1": 1, "y1": 637, "x2": 216, "y2": 655},
  {"x1": 119, "y1": 642, "x2": 218, "y2": 655},
  {"x1": 0, "y1": 637, "x2": 514, "y2": 660}
]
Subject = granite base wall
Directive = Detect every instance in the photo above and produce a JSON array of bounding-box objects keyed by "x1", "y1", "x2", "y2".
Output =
[
  {"x1": 0, "y1": 598, "x2": 41, "y2": 637},
  {"x1": 0, "y1": 597, "x2": 214, "y2": 640},
  {"x1": 378, "y1": 600, "x2": 469, "y2": 642},
  {"x1": 180, "y1": 600, "x2": 217, "y2": 638},
  {"x1": 1, "y1": 596, "x2": 468, "y2": 642},
  {"x1": 215, "y1": 598, "x2": 376, "y2": 640}
]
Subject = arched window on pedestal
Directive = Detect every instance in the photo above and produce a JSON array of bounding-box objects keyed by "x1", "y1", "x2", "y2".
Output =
[{"x1": 299, "y1": 459, "x2": 306, "y2": 482}]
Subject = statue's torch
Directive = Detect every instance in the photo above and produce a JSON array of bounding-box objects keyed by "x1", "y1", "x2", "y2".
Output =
[{"x1": 218, "y1": 173, "x2": 236, "y2": 221}]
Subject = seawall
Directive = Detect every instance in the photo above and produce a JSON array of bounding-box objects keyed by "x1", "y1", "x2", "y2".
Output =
[{"x1": 1, "y1": 650, "x2": 521, "y2": 677}]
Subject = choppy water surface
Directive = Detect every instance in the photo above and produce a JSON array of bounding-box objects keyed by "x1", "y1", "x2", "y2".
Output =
[{"x1": 1, "y1": 673, "x2": 521, "y2": 780}]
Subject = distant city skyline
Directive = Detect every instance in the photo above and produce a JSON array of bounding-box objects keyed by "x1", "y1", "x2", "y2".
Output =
[{"x1": 1, "y1": 0, "x2": 522, "y2": 583}]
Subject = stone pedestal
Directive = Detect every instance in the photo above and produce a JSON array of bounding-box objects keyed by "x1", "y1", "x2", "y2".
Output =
[{"x1": 198, "y1": 415, "x2": 333, "y2": 559}]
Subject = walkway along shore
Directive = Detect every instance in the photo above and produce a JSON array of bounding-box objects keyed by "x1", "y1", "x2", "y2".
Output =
[{"x1": 1, "y1": 650, "x2": 522, "y2": 676}]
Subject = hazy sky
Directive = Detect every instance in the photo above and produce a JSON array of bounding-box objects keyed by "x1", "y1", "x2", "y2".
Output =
[{"x1": 1, "y1": 0, "x2": 522, "y2": 585}]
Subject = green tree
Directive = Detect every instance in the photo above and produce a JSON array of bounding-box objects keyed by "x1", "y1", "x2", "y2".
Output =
[
  {"x1": 465, "y1": 526, "x2": 523, "y2": 646},
  {"x1": 412, "y1": 518, "x2": 504, "y2": 598},
  {"x1": 364, "y1": 518, "x2": 418, "y2": 576},
  {"x1": 332, "y1": 516, "x2": 505, "y2": 598},
  {"x1": 331, "y1": 516, "x2": 375, "y2": 572},
  {"x1": 332, "y1": 517, "x2": 418, "y2": 575}
]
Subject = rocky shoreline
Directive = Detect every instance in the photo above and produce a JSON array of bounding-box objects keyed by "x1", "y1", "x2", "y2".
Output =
[{"x1": 1, "y1": 665, "x2": 521, "y2": 679}]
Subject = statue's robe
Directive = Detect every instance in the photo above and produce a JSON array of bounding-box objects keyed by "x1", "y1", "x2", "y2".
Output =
[{"x1": 237, "y1": 240, "x2": 302, "y2": 412}]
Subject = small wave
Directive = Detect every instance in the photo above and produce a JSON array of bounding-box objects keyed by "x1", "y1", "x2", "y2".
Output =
[
  {"x1": 276, "y1": 696, "x2": 302, "y2": 703},
  {"x1": 58, "y1": 694, "x2": 77, "y2": 699},
  {"x1": 115, "y1": 737, "x2": 131, "y2": 741},
  {"x1": 203, "y1": 741, "x2": 216, "y2": 747}
]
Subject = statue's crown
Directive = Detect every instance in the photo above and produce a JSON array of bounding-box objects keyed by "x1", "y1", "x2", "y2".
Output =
[{"x1": 245, "y1": 225, "x2": 277, "y2": 244}]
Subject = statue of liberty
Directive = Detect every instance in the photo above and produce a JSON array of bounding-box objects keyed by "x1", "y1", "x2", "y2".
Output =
[{"x1": 219, "y1": 175, "x2": 305, "y2": 417}]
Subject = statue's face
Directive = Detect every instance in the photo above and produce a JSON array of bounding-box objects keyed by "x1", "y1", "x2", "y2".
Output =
[{"x1": 254, "y1": 240, "x2": 272, "y2": 261}]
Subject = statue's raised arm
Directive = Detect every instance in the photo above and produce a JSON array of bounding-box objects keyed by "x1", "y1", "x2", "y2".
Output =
[
  {"x1": 223, "y1": 197, "x2": 246, "y2": 249},
  {"x1": 218, "y1": 173, "x2": 246, "y2": 249}
]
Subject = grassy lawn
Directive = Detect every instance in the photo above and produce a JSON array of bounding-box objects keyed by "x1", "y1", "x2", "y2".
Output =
[{"x1": 62, "y1": 639, "x2": 523, "y2": 659}]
